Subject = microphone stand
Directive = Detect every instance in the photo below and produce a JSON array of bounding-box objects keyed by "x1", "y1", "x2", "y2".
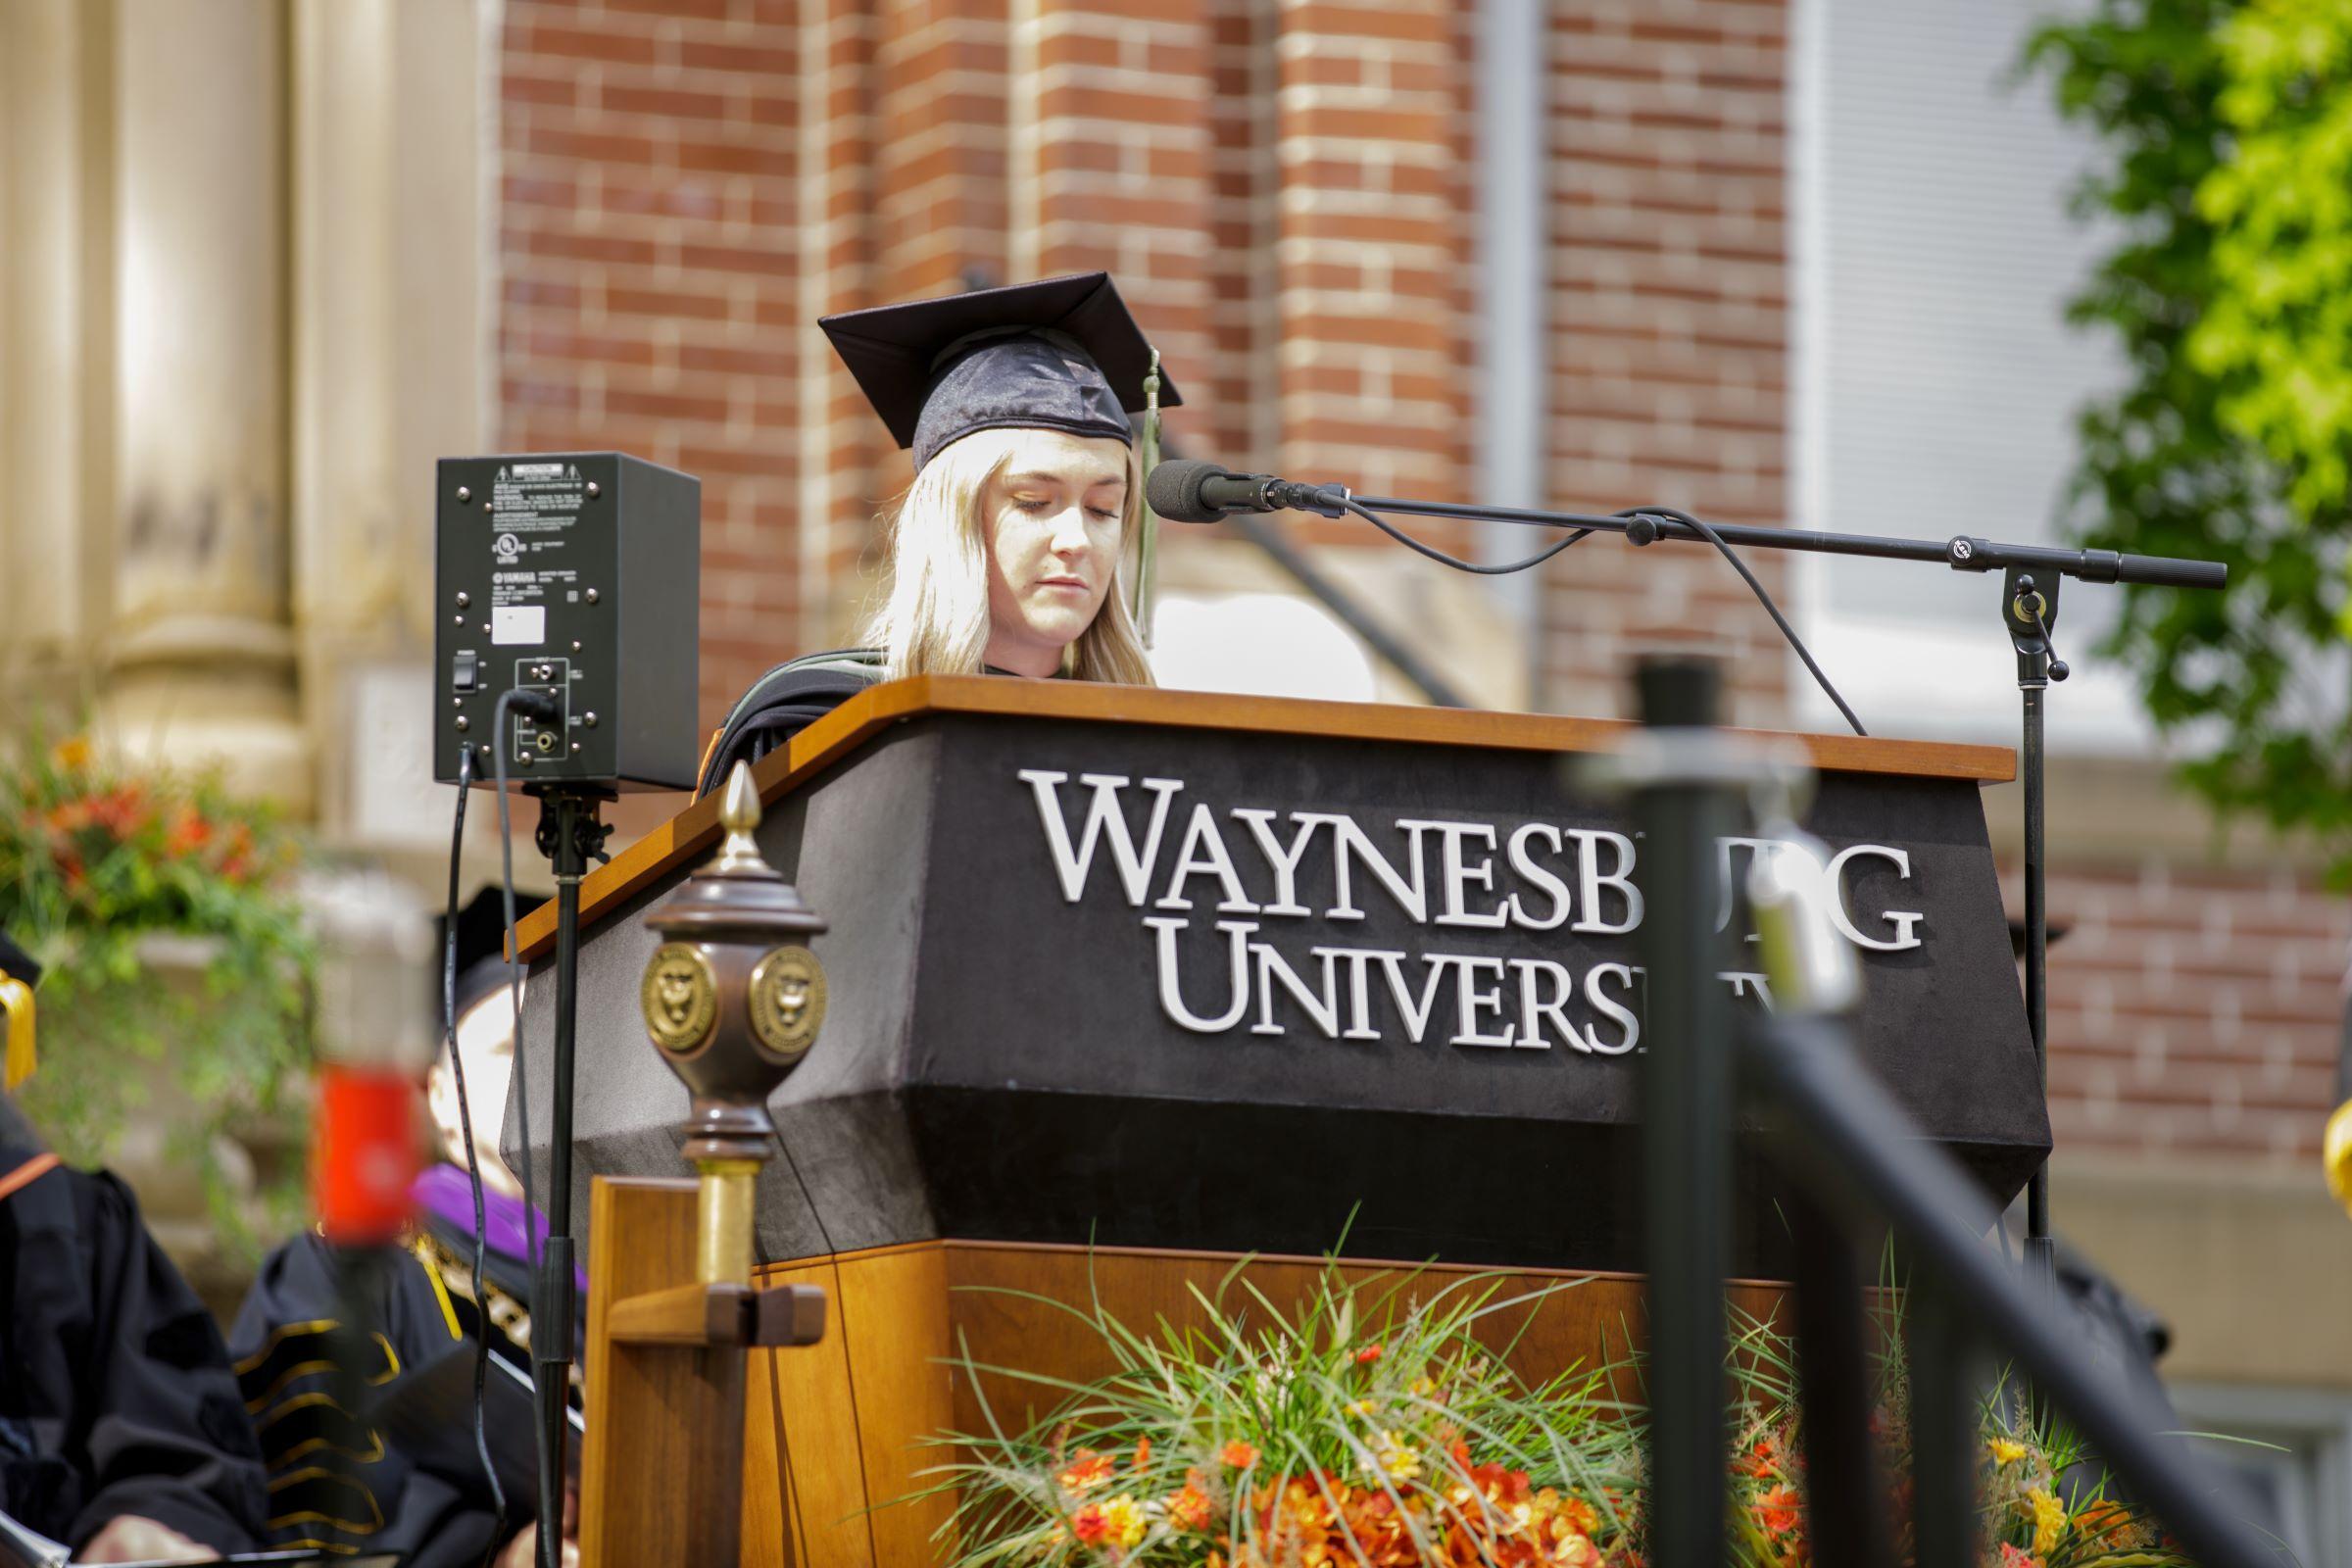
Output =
[{"x1": 1345, "y1": 490, "x2": 2227, "y2": 1283}]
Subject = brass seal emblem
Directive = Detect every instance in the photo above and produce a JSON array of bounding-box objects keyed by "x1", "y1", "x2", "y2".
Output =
[
  {"x1": 641, "y1": 943, "x2": 717, "y2": 1054},
  {"x1": 747, "y1": 946, "x2": 826, "y2": 1062}
]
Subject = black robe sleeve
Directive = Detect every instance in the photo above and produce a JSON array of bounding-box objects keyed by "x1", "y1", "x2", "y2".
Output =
[
  {"x1": 0, "y1": 1157, "x2": 270, "y2": 1555},
  {"x1": 696, "y1": 648, "x2": 883, "y2": 797}
]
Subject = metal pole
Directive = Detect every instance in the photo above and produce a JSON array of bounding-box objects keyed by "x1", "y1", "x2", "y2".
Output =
[
  {"x1": 536, "y1": 793, "x2": 586, "y2": 1568},
  {"x1": 1629, "y1": 656, "x2": 1736, "y2": 1568},
  {"x1": 1788, "y1": 1193, "x2": 1889, "y2": 1568},
  {"x1": 2022, "y1": 680, "x2": 2055, "y2": 1290}
]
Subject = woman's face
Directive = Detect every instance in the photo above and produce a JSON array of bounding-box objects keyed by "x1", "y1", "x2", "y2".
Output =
[{"x1": 980, "y1": 429, "x2": 1130, "y2": 677}]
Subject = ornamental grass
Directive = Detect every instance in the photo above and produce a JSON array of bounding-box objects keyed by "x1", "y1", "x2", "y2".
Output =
[{"x1": 911, "y1": 1257, "x2": 2187, "y2": 1568}]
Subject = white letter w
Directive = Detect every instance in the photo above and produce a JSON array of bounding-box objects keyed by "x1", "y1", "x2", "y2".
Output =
[{"x1": 1019, "y1": 771, "x2": 1183, "y2": 906}]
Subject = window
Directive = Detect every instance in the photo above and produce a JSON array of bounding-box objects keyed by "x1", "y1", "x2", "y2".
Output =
[
  {"x1": 1789, "y1": 0, "x2": 2145, "y2": 747},
  {"x1": 2171, "y1": 1382, "x2": 2352, "y2": 1566}
]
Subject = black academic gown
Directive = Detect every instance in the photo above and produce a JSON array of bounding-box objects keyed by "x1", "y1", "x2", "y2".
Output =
[
  {"x1": 696, "y1": 647, "x2": 883, "y2": 796},
  {"x1": 229, "y1": 1200, "x2": 572, "y2": 1568},
  {"x1": 0, "y1": 1112, "x2": 270, "y2": 1555}
]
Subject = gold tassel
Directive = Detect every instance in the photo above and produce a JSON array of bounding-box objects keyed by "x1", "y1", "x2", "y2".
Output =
[
  {"x1": 1132, "y1": 346, "x2": 1163, "y2": 644},
  {"x1": 1, "y1": 978, "x2": 33, "y2": 1090}
]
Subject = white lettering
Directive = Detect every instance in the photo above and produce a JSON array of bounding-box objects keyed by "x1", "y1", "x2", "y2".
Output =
[
  {"x1": 1154, "y1": 804, "x2": 1259, "y2": 912},
  {"x1": 1503, "y1": 823, "x2": 1572, "y2": 931},
  {"x1": 1329, "y1": 947, "x2": 1395, "y2": 1041},
  {"x1": 1418, "y1": 820, "x2": 1509, "y2": 930},
  {"x1": 1233, "y1": 809, "x2": 1321, "y2": 918},
  {"x1": 1250, "y1": 944, "x2": 1343, "y2": 1037},
  {"x1": 1510, "y1": 957, "x2": 1588, "y2": 1052},
  {"x1": 1449, "y1": 956, "x2": 1516, "y2": 1047},
  {"x1": 1145, "y1": 917, "x2": 1255, "y2": 1032},
  {"x1": 1825, "y1": 844, "x2": 1925, "y2": 952},
  {"x1": 1372, "y1": 950, "x2": 1452, "y2": 1042},
  {"x1": 1304, "y1": 813, "x2": 1432, "y2": 924},
  {"x1": 1584, "y1": 963, "x2": 1643, "y2": 1054},
  {"x1": 1568, "y1": 829, "x2": 1642, "y2": 935},
  {"x1": 1021, "y1": 771, "x2": 1182, "y2": 906}
]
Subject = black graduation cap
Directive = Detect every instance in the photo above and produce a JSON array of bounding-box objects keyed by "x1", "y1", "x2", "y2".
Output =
[
  {"x1": 820, "y1": 272, "x2": 1182, "y2": 471},
  {"x1": 436, "y1": 888, "x2": 517, "y2": 1029}
]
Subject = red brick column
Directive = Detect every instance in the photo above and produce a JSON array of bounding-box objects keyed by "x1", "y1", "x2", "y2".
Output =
[
  {"x1": 498, "y1": 0, "x2": 804, "y2": 723},
  {"x1": 1543, "y1": 0, "x2": 1792, "y2": 722},
  {"x1": 1010, "y1": 0, "x2": 1217, "y2": 454},
  {"x1": 1271, "y1": 0, "x2": 1467, "y2": 509}
]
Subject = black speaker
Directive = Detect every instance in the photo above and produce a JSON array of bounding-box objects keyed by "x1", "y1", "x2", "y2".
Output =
[{"x1": 432, "y1": 453, "x2": 700, "y2": 790}]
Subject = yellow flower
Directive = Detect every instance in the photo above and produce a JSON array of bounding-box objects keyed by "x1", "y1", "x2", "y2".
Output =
[
  {"x1": 1346, "y1": 1397, "x2": 1381, "y2": 1418},
  {"x1": 1408, "y1": 1376, "x2": 1438, "y2": 1397},
  {"x1": 1366, "y1": 1430, "x2": 1423, "y2": 1483},
  {"x1": 1096, "y1": 1494, "x2": 1148, "y2": 1550},
  {"x1": 51, "y1": 736, "x2": 90, "y2": 771},
  {"x1": 1987, "y1": 1438, "x2": 2030, "y2": 1467},
  {"x1": 2030, "y1": 1488, "x2": 2066, "y2": 1557}
]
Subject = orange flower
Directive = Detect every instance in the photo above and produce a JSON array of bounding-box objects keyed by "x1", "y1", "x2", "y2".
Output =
[
  {"x1": 1355, "y1": 1344, "x2": 1385, "y2": 1365},
  {"x1": 2074, "y1": 1499, "x2": 2135, "y2": 1547},
  {"x1": 1133, "y1": 1436, "x2": 1152, "y2": 1470},
  {"x1": 1070, "y1": 1502, "x2": 1110, "y2": 1544},
  {"x1": 1997, "y1": 1544, "x2": 2040, "y2": 1568},
  {"x1": 1754, "y1": 1483, "x2": 1802, "y2": 1538},
  {"x1": 51, "y1": 736, "x2": 91, "y2": 771},
  {"x1": 1166, "y1": 1478, "x2": 1213, "y2": 1532},
  {"x1": 1058, "y1": 1449, "x2": 1114, "y2": 1494},
  {"x1": 163, "y1": 807, "x2": 213, "y2": 858},
  {"x1": 1221, "y1": 1440, "x2": 1259, "y2": 1470}
]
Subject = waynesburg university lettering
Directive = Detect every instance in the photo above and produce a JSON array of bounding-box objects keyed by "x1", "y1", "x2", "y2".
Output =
[{"x1": 1019, "y1": 769, "x2": 1926, "y2": 1054}]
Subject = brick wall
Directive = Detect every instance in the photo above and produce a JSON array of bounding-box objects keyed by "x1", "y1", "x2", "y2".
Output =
[
  {"x1": 2036, "y1": 862, "x2": 2350, "y2": 1166},
  {"x1": 1543, "y1": 0, "x2": 1793, "y2": 725},
  {"x1": 498, "y1": 0, "x2": 806, "y2": 722}
]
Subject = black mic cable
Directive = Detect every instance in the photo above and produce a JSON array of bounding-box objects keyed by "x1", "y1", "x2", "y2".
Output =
[
  {"x1": 489, "y1": 688, "x2": 562, "y2": 1557},
  {"x1": 440, "y1": 743, "x2": 510, "y2": 1565},
  {"x1": 1149, "y1": 456, "x2": 1866, "y2": 736}
]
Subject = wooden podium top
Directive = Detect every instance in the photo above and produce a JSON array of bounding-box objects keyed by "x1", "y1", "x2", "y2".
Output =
[{"x1": 514, "y1": 676, "x2": 2011, "y2": 960}]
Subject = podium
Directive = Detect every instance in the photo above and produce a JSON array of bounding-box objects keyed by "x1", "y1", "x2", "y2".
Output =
[{"x1": 504, "y1": 678, "x2": 2041, "y2": 1566}]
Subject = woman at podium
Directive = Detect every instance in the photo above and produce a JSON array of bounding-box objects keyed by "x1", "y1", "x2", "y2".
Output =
[{"x1": 696, "y1": 271, "x2": 1174, "y2": 794}]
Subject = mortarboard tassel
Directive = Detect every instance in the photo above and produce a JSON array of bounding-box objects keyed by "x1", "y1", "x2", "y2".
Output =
[{"x1": 1133, "y1": 345, "x2": 1163, "y2": 645}]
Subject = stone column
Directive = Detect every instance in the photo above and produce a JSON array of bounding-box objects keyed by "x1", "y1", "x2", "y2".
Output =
[
  {"x1": 0, "y1": 0, "x2": 114, "y2": 710},
  {"x1": 101, "y1": 0, "x2": 309, "y2": 809},
  {"x1": 289, "y1": 0, "x2": 486, "y2": 855}
]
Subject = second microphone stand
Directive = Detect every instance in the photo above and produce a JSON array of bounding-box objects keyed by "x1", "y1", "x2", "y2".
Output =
[{"x1": 1340, "y1": 489, "x2": 2226, "y2": 1277}]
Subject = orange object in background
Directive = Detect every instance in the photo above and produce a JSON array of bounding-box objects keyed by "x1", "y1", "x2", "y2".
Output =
[{"x1": 314, "y1": 1062, "x2": 420, "y2": 1246}]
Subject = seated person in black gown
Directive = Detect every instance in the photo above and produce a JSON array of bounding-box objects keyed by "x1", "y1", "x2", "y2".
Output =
[
  {"x1": 0, "y1": 932, "x2": 270, "y2": 1565},
  {"x1": 228, "y1": 897, "x2": 580, "y2": 1568},
  {"x1": 697, "y1": 271, "x2": 1175, "y2": 795}
]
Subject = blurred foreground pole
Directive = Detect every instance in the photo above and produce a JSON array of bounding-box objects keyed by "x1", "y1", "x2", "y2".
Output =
[
  {"x1": 1630, "y1": 656, "x2": 1739, "y2": 1567},
  {"x1": 308, "y1": 875, "x2": 434, "y2": 1427}
]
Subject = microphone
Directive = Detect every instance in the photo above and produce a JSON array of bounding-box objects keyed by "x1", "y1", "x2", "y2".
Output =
[{"x1": 1147, "y1": 459, "x2": 1351, "y2": 522}]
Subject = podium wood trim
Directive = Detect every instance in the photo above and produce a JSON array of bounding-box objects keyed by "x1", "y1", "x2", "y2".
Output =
[{"x1": 514, "y1": 676, "x2": 2014, "y2": 960}]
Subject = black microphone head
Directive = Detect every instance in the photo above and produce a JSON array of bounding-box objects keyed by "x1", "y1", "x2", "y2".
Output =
[{"x1": 1145, "y1": 459, "x2": 1226, "y2": 523}]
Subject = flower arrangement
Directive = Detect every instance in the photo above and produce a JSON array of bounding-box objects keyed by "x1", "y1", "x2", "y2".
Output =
[
  {"x1": 918, "y1": 1261, "x2": 2186, "y2": 1568},
  {"x1": 0, "y1": 728, "x2": 313, "y2": 1248}
]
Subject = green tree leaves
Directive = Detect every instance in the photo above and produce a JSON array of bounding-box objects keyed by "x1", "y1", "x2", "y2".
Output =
[{"x1": 2026, "y1": 0, "x2": 2352, "y2": 876}]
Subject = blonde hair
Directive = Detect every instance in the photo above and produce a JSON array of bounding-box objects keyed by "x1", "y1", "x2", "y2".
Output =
[{"x1": 860, "y1": 427, "x2": 1157, "y2": 686}]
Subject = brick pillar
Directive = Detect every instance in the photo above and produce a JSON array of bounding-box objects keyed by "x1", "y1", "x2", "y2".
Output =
[
  {"x1": 1542, "y1": 0, "x2": 1791, "y2": 723},
  {"x1": 499, "y1": 0, "x2": 804, "y2": 724},
  {"x1": 1272, "y1": 0, "x2": 1465, "y2": 510},
  {"x1": 796, "y1": 0, "x2": 883, "y2": 647},
  {"x1": 1013, "y1": 0, "x2": 1216, "y2": 451}
]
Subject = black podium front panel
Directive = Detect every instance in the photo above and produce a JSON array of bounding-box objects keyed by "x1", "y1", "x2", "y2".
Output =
[{"x1": 513, "y1": 704, "x2": 2041, "y2": 1274}]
